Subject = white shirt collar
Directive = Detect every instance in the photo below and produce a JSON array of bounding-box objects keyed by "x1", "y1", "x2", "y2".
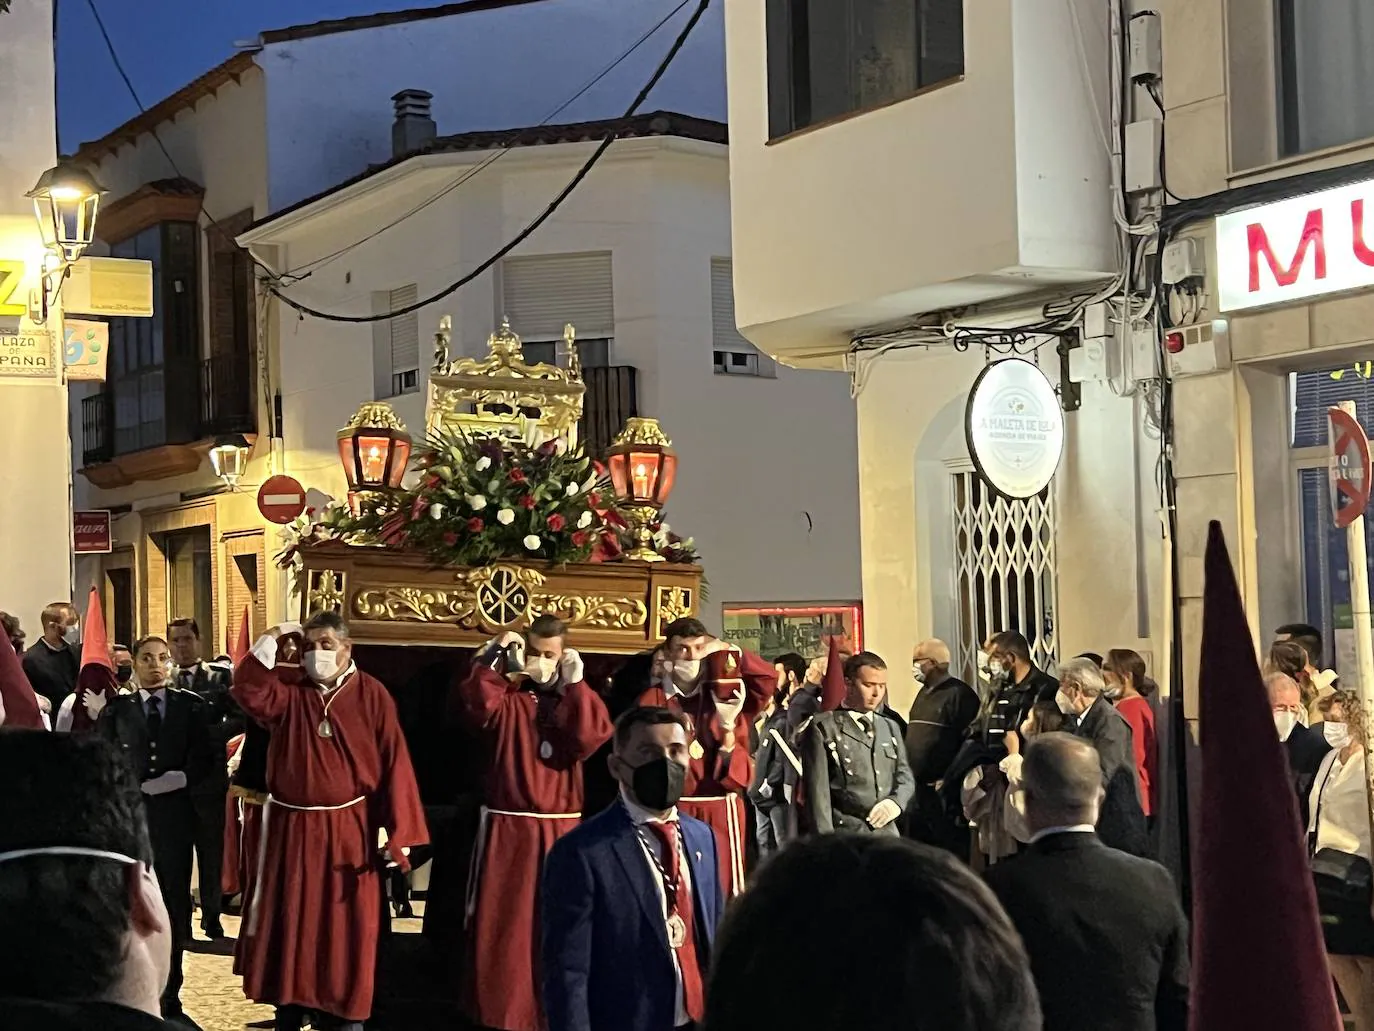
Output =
[
  {"x1": 1028, "y1": 824, "x2": 1096, "y2": 844},
  {"x1": 619, "y1": 785, "x2": 678, "y2": 826},
  {"x1": 138, "y1": 687, "x2": 167, "y2": 704}
]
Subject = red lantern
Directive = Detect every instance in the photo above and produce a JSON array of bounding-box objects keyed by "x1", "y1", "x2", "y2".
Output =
[
  {"x1": 606, "y1": 418, "x2": 677, "y2": 507},
  {"x1": 337, "y1": 402, "x2": 412, "y2": 491}
]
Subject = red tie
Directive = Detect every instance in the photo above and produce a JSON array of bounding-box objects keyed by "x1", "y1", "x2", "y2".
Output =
[{"x1": 647, "y1": 820, "x2": 705, "y2": 1022}]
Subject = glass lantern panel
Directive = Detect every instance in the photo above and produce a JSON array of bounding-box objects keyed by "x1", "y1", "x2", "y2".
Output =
[
  {"x1": 607, "y1": 452, "x2": 631, "y2": 498},
  {"x1": 356, "y1": 432, "x2": 393, "y2": 487},
  {"x1": 628, "y1": 449, "x2": 662, "y2": 503},
  {"x1": 387, "y1": 438, "x2": 413, "y2": 487},
  {"x1": 656, "y1": 453, "x2": 678, "y2": 506}
]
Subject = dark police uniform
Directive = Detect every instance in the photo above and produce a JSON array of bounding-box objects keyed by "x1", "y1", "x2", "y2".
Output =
[
  {"x1": 802, "y1": 707, "x2": 915, "y2": 836},
  {"x1": 177, "y1": 660, "x2": 241, "y2": 933},
  {"x1": 97, "y1": 685, "x2": 215, "y2": 1021}
]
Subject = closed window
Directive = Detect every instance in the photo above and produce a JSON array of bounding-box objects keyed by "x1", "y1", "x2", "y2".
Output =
[
  {"x1": 372, "y1": 284, "x2": 420, "y2": 399},
  {"x1": 502, "y1": 252, "x2": 615, "y2": 341},
  {"x1": 767, "y1": 0, "x2": 964, "y2": 139},
  {"x1": 1277, "y1": 0, "x2": 1374, "y2": 156},
  {"x1": 711, "y1": 259, "x2": 774, "y2": 378}
]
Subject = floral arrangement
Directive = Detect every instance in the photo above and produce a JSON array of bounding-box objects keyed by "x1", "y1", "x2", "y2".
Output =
[{"x1": 276, "y1": 425, "x2": 702, "y2": 571}]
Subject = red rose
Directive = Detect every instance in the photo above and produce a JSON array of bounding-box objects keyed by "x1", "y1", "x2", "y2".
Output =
[
  {"x1": 442, "y1": 532, "x2": 459, "y2": 546},
  {"x1": 588, "y1": 491, "x2": 601, "y2": 508},
  {"x1": 547, "y1": 513, "x2": 566, "y2": 532},
  {"x1": 572, "y1": 530, "x2": 589, "y2": 547},
  {"x1": 467, "y1": 517, "x2": 484, "y2": 532},
  {"x1": 410, "y1": 495, "x2": 428, "y2": 521},
  {"x1": 509, "y1": 468, "x2": 527, "y2": 483},
  {"x1": 519, "y1": 495, "x2": 537, "y2": 510}
]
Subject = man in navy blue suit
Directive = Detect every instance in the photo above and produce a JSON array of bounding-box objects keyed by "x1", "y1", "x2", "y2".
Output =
[{"x1": 543, "y1": 706, "x2": 723, "y2": 1031}]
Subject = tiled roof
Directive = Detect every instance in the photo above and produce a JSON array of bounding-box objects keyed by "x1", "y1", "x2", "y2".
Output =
[{"x1": 249, "y1": 111, "x2": 727, "y2": 231}]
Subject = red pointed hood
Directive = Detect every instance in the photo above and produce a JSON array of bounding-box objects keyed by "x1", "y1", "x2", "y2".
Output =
[
  {"x1": 0, "y1": 629, "x2": 44, "y2": 729},
  {"x1": 79, "y1": 587, "x2": 112, "y2": 670},
  {"x1": 1189, "y1": 523, "x2": 1341, "y2": 1030},
  {"x1": 230, "y1": 607, "x2": 251, "y2": 666},
  {"x1": 820, "y1": 633, "x2": 847, "y2": 712},
  {"x1": 70, "y1": 588, "x2": 116, "y2": 734}
]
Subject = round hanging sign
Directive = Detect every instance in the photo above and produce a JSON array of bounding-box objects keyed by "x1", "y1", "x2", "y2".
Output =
[{"x1": 965, "y1": 359, "x2": 1065, "y2": 500}]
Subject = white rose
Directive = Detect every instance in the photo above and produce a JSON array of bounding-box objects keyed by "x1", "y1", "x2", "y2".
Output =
[
  {"x1": 467, "y1": 494, "x2": 488, "y2": 511},
  {"x1": 566, "y1": 482, "x2": 580, "y2": 497},
  {"x1": 475, "y1": 456, "x2": 492, "y2": 472},
  {"x1": 522, "y1": 534, "x2": 542, "y2": 551},
  {"x1": 577, "y1": 510, "x2": 593, "y2": 529},
  {"x1": 429, "y1": 503, "x2": 445, "y2": 520},
  {"x1": 496, "y1": 508, "x2": 515, "y2": 526}
]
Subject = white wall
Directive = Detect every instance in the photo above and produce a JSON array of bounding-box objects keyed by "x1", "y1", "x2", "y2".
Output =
[
  {"x1": 260, "y1": 0, "x2": 728, "y2": 212},
  {"x1": 252, "y1": 140, "x2": 861, "y2": 630},
  {"x1": 723, "y1": 0, "x2": 1114, "y2": 364}
]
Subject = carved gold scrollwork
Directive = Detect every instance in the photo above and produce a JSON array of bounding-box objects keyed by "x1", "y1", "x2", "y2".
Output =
[
  {"x1": 307, "y1": 570, "x2": 346, "y2": 614},
  {"x1": 534, "y1": 592, "x2": 648, "y2": 630},
  {"x1": 655, "y1": 586, "x2": 694, "y2": 639},
  {"x1": 352, "y1": 586, "x2": 478, "y2": 626}
]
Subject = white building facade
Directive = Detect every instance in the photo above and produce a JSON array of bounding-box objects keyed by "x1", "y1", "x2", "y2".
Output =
[{"x1": 67, "y1": 0, "x2": 859, "y2": 648}]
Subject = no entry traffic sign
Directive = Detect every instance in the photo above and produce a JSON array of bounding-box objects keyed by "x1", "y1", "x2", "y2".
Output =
[
  {"x1": 1327, "y1": 406, "x2": 1372, "y2": 529},
  {"x1": 257, "y1": 475, "x2": 308, "y2": 525}
]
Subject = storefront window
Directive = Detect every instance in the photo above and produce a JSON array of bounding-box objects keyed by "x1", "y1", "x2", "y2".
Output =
[{"x1": 721, "y1": 605, "x2": 862, "y2": 661}]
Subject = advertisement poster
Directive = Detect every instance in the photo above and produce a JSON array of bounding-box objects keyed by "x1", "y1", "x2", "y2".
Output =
[
  {"x1": 64, "y1": 319, "x2": 109, "y2": 381},
  {"x1": 721, "y1": 605, "x2": 862, "y2": 661}
]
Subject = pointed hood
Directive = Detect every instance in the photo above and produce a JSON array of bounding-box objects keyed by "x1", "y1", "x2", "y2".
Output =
[
  {"x1": 231, "y1": 607, "x2": 251, "y2": 667},
  {"x1": 0, "y1": 628, "x2": 44, "y2": 729},
  {"x1": 820, "y1": 633, "x2": 847, "y2": 712},
  {"x1": 1189, "y1": 523, "x2": 1341, "y2": 1030},
  {"x1": 69, "y1": 587, "x2": 116, "y2": 734}
]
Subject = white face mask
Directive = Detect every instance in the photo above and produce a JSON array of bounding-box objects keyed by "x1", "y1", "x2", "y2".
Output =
[
  {"x1": 671, "y1": 658, "x2": 702, "y2": 690},
  {"x1": 976, "y1": 650, "x2": 993, "y2": 682},
  {"x1": 304, "y1": 650, "x2": 341, "y2": 684},
  {"x1": 1055, "y1": 689, "x2": 1078, "y2": 716},
  {"x1": 524, "y1": 656, "x2": 559, "y2": 685},
  {"x1": 912, "y1": 662, "x2": 926, "y2": 685},
  {"x1": 1323, "y1": 721, "x2": 1351, "y2": 749},
  {"x1": 62, "y1": 624, "x2": 80, "y2": 646},
  {"x1": 1274, "y1": 710, "x2": 1299, "y2": 743}
]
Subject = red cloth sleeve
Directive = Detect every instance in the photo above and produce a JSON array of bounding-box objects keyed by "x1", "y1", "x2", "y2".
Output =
[
  {"x1": 548, "y1": 680, "x2": 614, "y2": 761},
  {"x1": 230, "y1": 653, "x2": 291, "y2": 727},
  {"x1": 0, "y1": 634, "x2": 43, "y2": 730},
  {"x1": 715, "y1": 742, "x2": 754, "y2": 793},
  {"x1": 458, "y1": 664, "x2": 516, "y2": 731},
  {"x1": 737, "y1": 649, "x2": 776, "y2": 721},
  {"x1": 370, "y1": 678, "x2": 430, "y2": 870}
]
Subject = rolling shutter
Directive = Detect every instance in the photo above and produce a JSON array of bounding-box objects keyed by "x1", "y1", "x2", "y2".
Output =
[
  {"x1": 502, "y1": 252, "x2": 615, "y2": 339},
  {"x1": 1291, "y1": 363, "x2": 1374, "y2": 447},
  {"x1": 712, "y1": 258, "x2": 774, "y2": 376}
]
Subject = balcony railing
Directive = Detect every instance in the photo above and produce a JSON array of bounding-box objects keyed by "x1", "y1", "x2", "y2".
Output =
[
  {"x1": 581, "y1": 365, "x2": 638, "y2": 457},
  {"x1": 81, "y1": 393, "x2": 113, "y2": 467},
  {"x1": 200, "y1": 352, "x2": 256, "y2": 438}
]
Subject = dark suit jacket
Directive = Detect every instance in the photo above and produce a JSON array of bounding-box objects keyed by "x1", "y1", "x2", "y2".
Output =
[
  {"x1": 1076, "y1": 698, "x2": 1148, "y2": 855},
  {"x1": 542, "y1": 802, "x2": 723, "y2": 1031},
  {"x1": 1283, "y1": 724, "x2": 1331, "y2": 829},
  {"x1": 21, "y1": 640, "x2": 79, "y2": 710},
  {"x1": 96, "y1": 687, "x2": 216, "y2": 791},
  {"x1": 985, "y1": 833, "x2": 1189, "y2": 1031}
]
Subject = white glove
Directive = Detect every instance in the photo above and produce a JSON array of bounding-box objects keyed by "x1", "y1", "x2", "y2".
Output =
[
  {"x1": 559, "y1": 648, "x2": 584, "y2": 685},
  {"x1": 273, "y1": 622, "x2": 304, "y2": 640},
  {"x1": 713, "y1": 686, "x2": 747, "y2": 730},
  {"x1": 805, "y1": 657, "x2": 826, "y2": 685},
  {"x1": 141, "y1": 770, "x2": 188, "y2": 796},
  {"x1": 35, "y1": 693, "x2": 52, "y2": 715},
  {"x1": 495, "y1": 631, "x2": 523, "y2": 649},
  {"x1": 867, "y1": 798, "x2": 902, "y2": 829},
  {"x1": 383, "y1": 845, "x2": 411, "y2": 869},
  {"x1": 83, "y1": 689, "x2": 108, "y2": 720}
]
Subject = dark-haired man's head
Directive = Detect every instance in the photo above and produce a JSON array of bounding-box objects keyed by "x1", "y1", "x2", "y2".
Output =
[
  {"x1": 166, "y1": 617, "x2": 202, "y2": 668},
  {"x1": 773, "y1": 652, "x2": 807, "y2": 704},
  {"x1": 0, "y1": 732, "x2": 170, "y2": 1015},
  {"x1": 843, "y1": 652, "x2": 887, "y2": 713},
  {"x1": 989, "y1": 631, "x2": 1033, "y2": 682},
  {"x1": 1019, "y1": 732, "x2": 1104, "y2": 837},
  {"x1": 609, "y1": 706, "x2": 690, "y2": 816},
  {"x1": 111, "y1": 645, "x2": 135, "y2": 687},
  {"x1": 705, "y1": 834, "x2": 1041, "y2": 1031},
  {"x1": 40, "y1": 602, "x2": 78, "y2": 649},
  {"x1": 527, "y1": 615, "x2": 568, "y2": 662},
  {"x1": 303, "y1": 611, "x2": 353, "y2": 686},
  {"x1": 0, "y1": 611, "x2": 24, "y2": 653},
  {"x1": 662, "y1": 617, "x2": 712, "y2": 661},
  {"x1": 1275, "y1": 623, "x2": 1324, "y2": 670}
]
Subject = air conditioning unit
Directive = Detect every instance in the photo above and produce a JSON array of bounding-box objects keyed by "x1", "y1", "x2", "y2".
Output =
[{"x1": 1164, "y1": 320, "x2": 1231, "y2": 379}]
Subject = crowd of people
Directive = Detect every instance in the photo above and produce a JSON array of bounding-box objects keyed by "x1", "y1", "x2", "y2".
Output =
[{"x1": 0, "y1": 591, "x2": 1369, "y2": 1030}]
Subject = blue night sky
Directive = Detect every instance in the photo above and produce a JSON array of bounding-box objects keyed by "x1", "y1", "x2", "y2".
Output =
[{"x1": 58, "y1": 0, "x2": 454, "y2": 152}]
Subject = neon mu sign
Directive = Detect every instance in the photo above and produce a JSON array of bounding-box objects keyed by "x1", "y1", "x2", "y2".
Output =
[{"x1": 1216, "y1": 178, "x2": 1374, "y2": 312}]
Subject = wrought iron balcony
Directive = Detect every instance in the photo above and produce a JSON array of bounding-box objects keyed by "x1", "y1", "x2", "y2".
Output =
[
  {"x1": 200, "y1": 352, "x2": 256, "y2": 438},
  {"x1": 81, "y1": 392, "x2": 114, "y2": 467},
  {"x1": 581, "y1": 365, "x2": 638, "y2": 458}
]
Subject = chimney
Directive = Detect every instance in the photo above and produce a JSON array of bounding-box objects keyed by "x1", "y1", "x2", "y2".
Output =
[{"x1": 391, "y1": 89, "x2": 436, "y2": 157}]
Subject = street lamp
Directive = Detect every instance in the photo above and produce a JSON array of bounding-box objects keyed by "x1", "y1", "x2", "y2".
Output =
[
  {"x1": 27, "y1": 162, "x2": 106, "y2": 264},
  {"x1": 208, "y1": 434, "x2": 251, "y2": 489},
  {"x1": 338, "y1": 401, "x2": 412, "y2": 492},
  {"x1": 606, "y1": 417, "x2": 678, "y2": 562}
]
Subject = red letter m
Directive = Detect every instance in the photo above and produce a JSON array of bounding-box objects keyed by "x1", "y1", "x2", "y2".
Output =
[{"x1": 1248, "y1": 209, "x2": 1326, "y2": 292}]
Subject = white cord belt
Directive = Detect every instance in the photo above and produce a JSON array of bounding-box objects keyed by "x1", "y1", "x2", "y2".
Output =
[{"x1": 245, "y1": 794, "x2": 366, "y2": 937}]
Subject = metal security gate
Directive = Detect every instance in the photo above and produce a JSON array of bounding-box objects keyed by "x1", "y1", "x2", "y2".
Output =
[{"x1": 951, "y1": 471, "x2": 1059, "y2": 681}]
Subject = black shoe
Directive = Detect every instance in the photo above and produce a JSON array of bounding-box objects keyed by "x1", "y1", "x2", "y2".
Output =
[
  {"x1": 201, "y1": 917, "x2": 225, "y2": 939},
  {"x1": 393, "y1": 902, "x2": 415, "y2": 919}
]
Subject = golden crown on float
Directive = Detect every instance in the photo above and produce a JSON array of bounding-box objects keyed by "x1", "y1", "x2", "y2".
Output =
[{"x1": 292, "y1": 314, "x2": 702, "y2": 655}]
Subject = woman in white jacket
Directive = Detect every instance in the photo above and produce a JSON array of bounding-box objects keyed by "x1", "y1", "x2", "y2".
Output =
[{"x1": 1307, "y1": 692, "x2": 1373, "y2": 1029}]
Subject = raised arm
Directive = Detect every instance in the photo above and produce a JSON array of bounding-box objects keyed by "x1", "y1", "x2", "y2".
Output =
[
  {"x1": 541, "y1": 839, "x2": 595, "y2": 1031},
  {"x1": 458, "y1": 662, "x2": 518, "y2": 732},
  {"x1": 547, "y1": 658, "x2": 614, "y2": 761},
  {"x1": 229, "y1": 630, "x2": 296, "y2": 727}
]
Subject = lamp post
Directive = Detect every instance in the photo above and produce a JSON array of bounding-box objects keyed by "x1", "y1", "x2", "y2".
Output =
[
  {"x1": 208, "y1": 434, "x2": 251, "y2": 489},
  {"x1": 27, "y1": 161, "x2": 106, "y2": 265},
  {"x1": 606, "y1": 417, "x2": 678, "y2": 562},
  {"x1": 338, "y1": 402, "x2": 412, "y2": 513}
]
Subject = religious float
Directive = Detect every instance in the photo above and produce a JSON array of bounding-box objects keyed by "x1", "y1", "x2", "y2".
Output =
[{"x1": 279, "y1": 316, "x2": 705, "y2": 654}]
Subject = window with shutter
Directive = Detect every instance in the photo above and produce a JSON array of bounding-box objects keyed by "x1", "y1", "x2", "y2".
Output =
[
  {"x1": 1290, "y1": 363, "x2": 1374, "y2": 448},
  {"x1": 501, "y1": 252, "x2": 615, "y2": 340},
  {"x1": 711, "y1": 258, "x2": 774, "y2": 378},
  {"x1": 371, "y1": 284, "x2": 421, "y2": 398}
]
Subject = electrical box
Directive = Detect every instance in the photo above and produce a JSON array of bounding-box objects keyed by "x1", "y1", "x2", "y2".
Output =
[
  {"x1": 1082, "y1": 302, "x2": 1110, "y2": 341},
  {"x1": 1128, "y1": 12, "x2": 1163, "y2": 82},
  {"x1": 1128, "y1": 325, "x2": 1159, "y2": 382},
  {"x1": 1125, "y1": 119, "x2": 1164, "y2": 193},
  {"x1": 1165, "y1": 321, "x2": 1232, "y2": 379},
  {"x1": 1069, "y1": 334, "x2": 1122, "y2": 384},
  {"x1": 1161, "y1": 237, "x2": 1206, "y2": 285}
]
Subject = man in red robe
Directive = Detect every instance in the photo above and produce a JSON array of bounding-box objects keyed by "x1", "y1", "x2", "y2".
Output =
[
  {"x1": 231, "y1": 613, "x2": 428, "y2": 1031},
  {"x1": 459, "y1": 614, "x2": 613, "y2": 1031},
  {"x1": 637, "y1": 617, "x2": 773, "y2": 897}
]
